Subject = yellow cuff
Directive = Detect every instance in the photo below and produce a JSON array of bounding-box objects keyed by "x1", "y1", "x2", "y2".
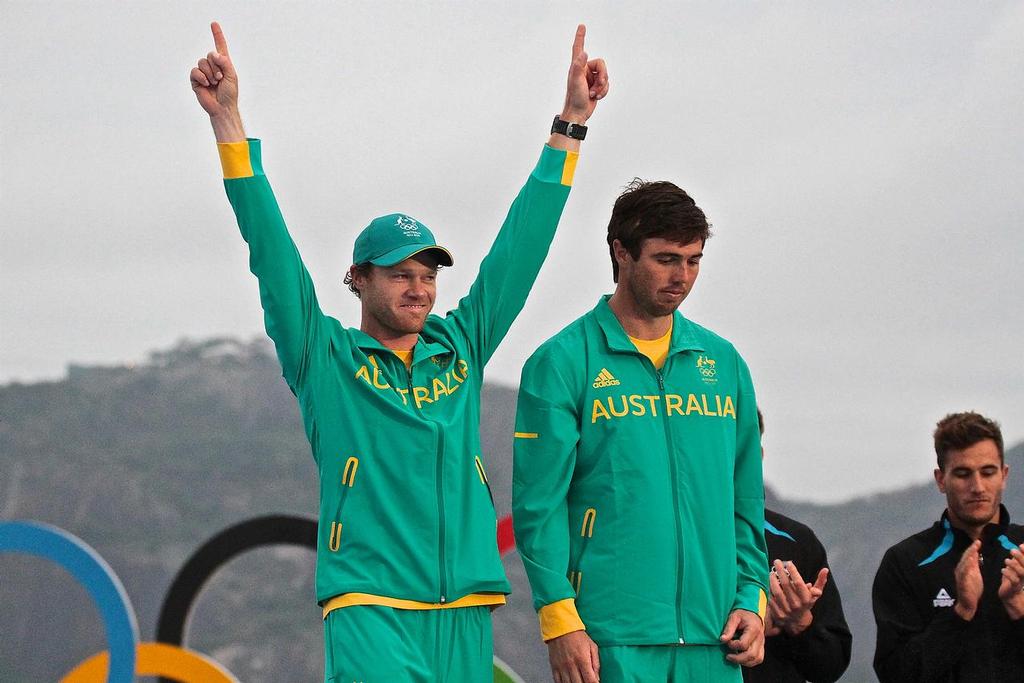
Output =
[
  {"x1": 561, "y1": 151, "x2": 579, "y2": 187},
  {"x1": 217, "y1": 141, "x2": 254, "y2": 179},
  {"x1": 758, "y1": 588, "x2": 767, "y2": 623},
  {"x1": 539, "y1": 598, "x2": 586, "y2": 642}
]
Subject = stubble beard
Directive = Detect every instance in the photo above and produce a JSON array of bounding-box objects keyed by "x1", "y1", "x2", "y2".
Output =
[
  {"x1": 949, "y1": 494, "x2": 1001, "y2": 530},
  {"x1": 960, "y1": 501, "x2": 1000, "y2": 528},
  {"x1": 385, "y1": 305, "x2": 430, "y2": 336},
  {"x1": 630, "y1": 276, "x2": 684, "y2": 319},
  {"x1": 364, "y1": 292, "x2": 432, "y2": 338}
]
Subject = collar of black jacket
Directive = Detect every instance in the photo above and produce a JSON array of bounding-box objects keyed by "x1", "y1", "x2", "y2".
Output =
[{"x1": 939, "y1": 504, "x2": 1011, "y2": 544}]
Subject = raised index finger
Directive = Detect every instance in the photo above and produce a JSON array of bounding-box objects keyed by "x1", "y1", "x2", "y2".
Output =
[
  {"x1": 211, "y1": 21, "x2": 229, "y2": 55},
  {"x1": 571, "y1": 24, "x2": 585, "y2": 59}
]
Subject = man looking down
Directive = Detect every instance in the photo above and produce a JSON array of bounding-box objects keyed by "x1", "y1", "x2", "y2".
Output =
[{"x1": 512, "y1": 179, "x2": 767, "y2": 682}]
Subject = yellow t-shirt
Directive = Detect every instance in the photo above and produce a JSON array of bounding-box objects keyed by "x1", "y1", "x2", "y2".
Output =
[
  {"x1": 392, "y1": 349, "x2": 413, "y2": 371},
  {"x1": 628, "y1": 322, "x2": 672, "y2": 369}
]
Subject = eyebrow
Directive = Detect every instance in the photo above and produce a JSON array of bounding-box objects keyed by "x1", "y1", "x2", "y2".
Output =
[{"x1": 390, "y1": 266, "x2": 438, "y2": 274}]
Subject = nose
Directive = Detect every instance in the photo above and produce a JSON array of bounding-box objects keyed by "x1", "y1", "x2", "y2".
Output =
[
  {"x1": 406, "y1": 276, "x2": 429, "y2": 299},
  {"x1": 674, "y1": 263, "x2": 693, "y2": 284}
]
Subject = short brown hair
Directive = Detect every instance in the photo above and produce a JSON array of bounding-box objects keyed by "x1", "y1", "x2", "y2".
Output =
[
  {"x1": 933, "y1": 411, "x2": 1004, "y2": 470},
  {"x1": 606, "y1": 179, "x2": 712, "y2": 282}
]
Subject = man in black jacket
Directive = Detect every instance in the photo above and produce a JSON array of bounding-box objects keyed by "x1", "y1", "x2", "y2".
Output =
[
  {"x1": 743, "y1": 410, "x2": 852, "y2": 683},
  {"x1": 873, "y1": 411, "x2": 1024, "y2": 682}
]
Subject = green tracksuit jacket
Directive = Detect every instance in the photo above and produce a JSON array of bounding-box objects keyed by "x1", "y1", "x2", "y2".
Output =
[
  {"x1": 222, "y1": 138, "x2": 577, "y2": 607},
  {"x1": 512, "y1": 296, "x2": 768, "y2": 646}
]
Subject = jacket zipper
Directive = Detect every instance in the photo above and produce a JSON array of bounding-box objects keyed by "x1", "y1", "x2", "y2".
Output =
[
  {"x1": 436, "y1": 424, "x2": 447, "y2": 603},
  {"x1": 408, "y1": 362, "x2": 448, "y2": 604},
  {"x1": 657, "y1": 368, "x2": 686, "y2": 644}
]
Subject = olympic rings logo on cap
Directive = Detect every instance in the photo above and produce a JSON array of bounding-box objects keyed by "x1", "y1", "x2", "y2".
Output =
[{"x1": 1, "y1": 514, "x2": 524, "y2": 682}]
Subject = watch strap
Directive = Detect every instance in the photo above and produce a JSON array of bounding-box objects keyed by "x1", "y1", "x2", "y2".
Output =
[{"x1": 551, "y1": 115, "x2": 587, "y2": 140}]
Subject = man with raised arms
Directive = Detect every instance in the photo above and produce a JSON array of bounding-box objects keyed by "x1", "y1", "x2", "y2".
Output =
[
  {"x1": 873, "y1": 412, "x2": 1024, "y2": 682},
  {"x1": 512, "y1": 180, "x2": 768, "y2": 682},
  {"x1": 189, "y1": 21, "x2": 607, "y2": 682}
]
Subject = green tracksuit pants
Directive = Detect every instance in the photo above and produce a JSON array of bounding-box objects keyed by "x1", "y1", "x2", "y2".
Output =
[
  {"x1": 599, "y1": 644, "x2": 742, "y2": 683},
  {"x1": 323, "y1": 605, "x2": 492, "y2": 682}
]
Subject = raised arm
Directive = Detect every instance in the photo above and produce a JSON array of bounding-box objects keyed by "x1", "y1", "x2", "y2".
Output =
[
  {"x1": 448, "y1": 25, "x2": 608, "y2": 367},
  {"x1": 190, "y1": 22, "x2": 326, "y2": 392},
  {"x1": 190, "y1": 21, "x2": 245, "y2": 142},
  {"x1": 546, "y1": 24, "x2": 608, "y2": 153}
]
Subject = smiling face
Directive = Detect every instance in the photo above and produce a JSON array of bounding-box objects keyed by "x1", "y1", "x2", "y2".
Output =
[
  {"x1": 353, "y1": 252, "x2": 438, "y2": 347},
  {"x1": 934, "y1": 438, "x2": 1007, "y2": 535},
  {"x1": 615, "y1": 237, "x2": 703, "y2": 318}
]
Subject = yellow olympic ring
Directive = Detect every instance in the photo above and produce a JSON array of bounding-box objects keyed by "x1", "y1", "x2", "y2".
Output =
[{"x1": 61, "y1": 642, "x2": 239, "y2": 683}]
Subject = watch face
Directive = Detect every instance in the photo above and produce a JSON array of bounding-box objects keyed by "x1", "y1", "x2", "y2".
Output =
[{"x1": 567, "y1": 123, "x2": 586, "y2": 140}]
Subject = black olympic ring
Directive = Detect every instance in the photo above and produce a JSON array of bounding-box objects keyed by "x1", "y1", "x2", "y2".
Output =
[{"x1": 154, "y1": 514, "x2": 317, "y2": 683}]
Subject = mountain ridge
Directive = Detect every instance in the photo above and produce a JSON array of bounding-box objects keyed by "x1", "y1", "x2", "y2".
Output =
[{"x1": 2, "y1": 337, "x2": 1020, "y2": 682}]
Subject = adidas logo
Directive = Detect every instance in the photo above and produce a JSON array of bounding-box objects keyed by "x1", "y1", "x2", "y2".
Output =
[
  {"x1": 933, "y1": 588, "x2": 955, "y2": 608},
  {"x1": 592, "y1": 368, "x2": 620, "y2": 388}
]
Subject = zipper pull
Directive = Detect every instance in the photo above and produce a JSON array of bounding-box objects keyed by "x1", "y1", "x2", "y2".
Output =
[{"x1": 657, "y1": 371, "x2": 665, "y2": 391}]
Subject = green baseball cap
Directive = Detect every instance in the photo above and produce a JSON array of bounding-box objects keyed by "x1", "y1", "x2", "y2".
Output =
[{"x1": 352, "y1": 213, "x2": 454, "y2": 267}]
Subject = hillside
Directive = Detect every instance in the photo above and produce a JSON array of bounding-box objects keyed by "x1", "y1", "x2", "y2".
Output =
[{"x1": 1, "y1": 338, "x2": 1020, "y2": 682}]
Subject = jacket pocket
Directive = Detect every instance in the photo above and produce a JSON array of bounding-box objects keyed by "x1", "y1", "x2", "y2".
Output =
[
  {"x1": 568, "y1": 507, "x2": 597, "y2": 594},
  {"x1": 474, "y1": 455, "x2": 495, "y2": 509},
  {"x1": 327, "y1": 456, "x2": 360, "y2": 552}
]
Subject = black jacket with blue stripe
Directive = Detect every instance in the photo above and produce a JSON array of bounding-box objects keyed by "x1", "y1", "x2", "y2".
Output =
[
  {"x1": 741, "y1": 509, "x2": 851, "y2": 683},
  {"x1": 743, "y1": 509, "x2": 851, "y2": 683},
  {"x1": 872, "y1": 506, "x2": 1024, "y2": 682}
]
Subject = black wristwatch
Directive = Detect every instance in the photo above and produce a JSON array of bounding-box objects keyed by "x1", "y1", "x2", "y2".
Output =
[{"x1": 551, "y1": 115, "x2": 587, "y2": 140}]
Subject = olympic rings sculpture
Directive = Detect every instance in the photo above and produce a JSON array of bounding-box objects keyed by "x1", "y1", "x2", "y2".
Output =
[
  {"x1": 62, "y1": 643, "x2": 238, "y2": 683},
  {"x1": 1, "y1": 514, "x2": 524, "y2": 682}
]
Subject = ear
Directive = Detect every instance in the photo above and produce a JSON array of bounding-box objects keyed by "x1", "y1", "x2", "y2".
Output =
[
  {"x1": 934, "y1": 467, "x2": 946, "y2": 493},
  {"x1": 612, "y1": 239, "x2": 631, "y2": 265}
]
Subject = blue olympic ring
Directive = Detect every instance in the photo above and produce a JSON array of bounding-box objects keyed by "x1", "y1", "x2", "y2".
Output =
[{"x1": 0, "y1": 520, "x2": 139, "y2": 683}]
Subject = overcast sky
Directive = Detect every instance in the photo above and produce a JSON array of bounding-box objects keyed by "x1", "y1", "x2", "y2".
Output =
[{"x1": 2, "y1": 1, "x2": 1021, "y2": 503}]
